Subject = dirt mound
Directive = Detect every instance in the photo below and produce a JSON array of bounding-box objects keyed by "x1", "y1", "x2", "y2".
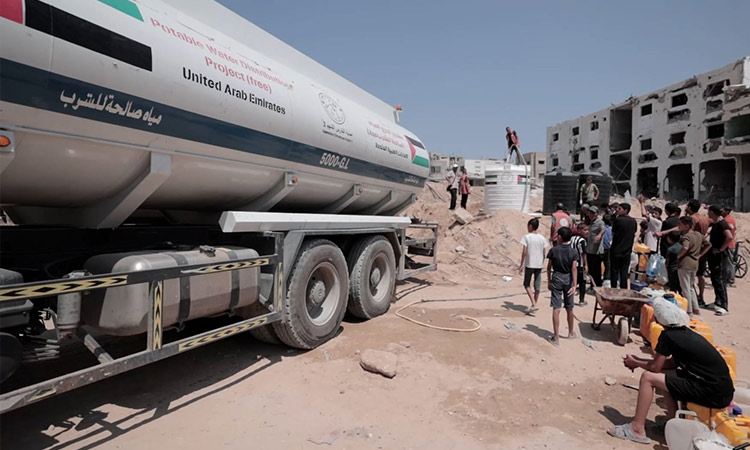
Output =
[{"x1": 402, "y1": 182, "x2": 546, "y2": 284}]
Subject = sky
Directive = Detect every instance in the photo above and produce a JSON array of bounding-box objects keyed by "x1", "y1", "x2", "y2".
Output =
[{"x1": 216, "y1": 0, "x2": 750, "y2": 160}]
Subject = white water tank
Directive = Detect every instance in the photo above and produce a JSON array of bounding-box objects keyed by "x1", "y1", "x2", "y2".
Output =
[{"x1": 484, "y1": 165, "x2": 530, "y2": 213}]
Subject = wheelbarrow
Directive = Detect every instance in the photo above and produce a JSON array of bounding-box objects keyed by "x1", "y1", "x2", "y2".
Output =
[{"x1": 592, "y1": 287, "x2": 650, "y2": 345}]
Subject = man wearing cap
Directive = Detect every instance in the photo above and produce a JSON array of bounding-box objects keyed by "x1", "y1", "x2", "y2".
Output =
[
  {"x1": 608, "y1": 298, "x2": 734, "y2": 445},
  {"x1": 445, "y1": 164, "x2": 459, "y2": 210},
  {"x1": 585, "y1": 206, "x2": 606, "y2": 287},
  {"x1": 579, "y1": 176, "x2": 599, "y2": 207}
]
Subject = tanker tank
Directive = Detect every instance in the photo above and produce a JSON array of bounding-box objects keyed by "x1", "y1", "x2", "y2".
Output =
[{"x1": 0, "y1": 0, "x2": 429, "y2": 228}]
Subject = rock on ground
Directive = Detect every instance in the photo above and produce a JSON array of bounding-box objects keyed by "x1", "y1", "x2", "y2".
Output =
[
  {"x1": 452, "y1": 209, "x2": 474, "y2": 225},
  {"x1": 360, "y1": 349, "x2": 398, "y2": 378}
]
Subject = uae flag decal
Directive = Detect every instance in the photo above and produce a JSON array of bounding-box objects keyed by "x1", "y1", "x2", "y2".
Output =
[
  {"x1": 1, "y1": 0, "x2": 151, "y2": 71},
  {"x1": 405, "y1": 136, "x2": 429, "y2": 168}
]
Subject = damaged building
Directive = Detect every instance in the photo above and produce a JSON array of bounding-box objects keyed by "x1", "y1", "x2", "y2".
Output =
[
  {"x1": 546, "y1": 56, "x2": 750, "y2": 210},
  {"x1": 723, "y1": 84, "x2": 750, "y2": 211}
]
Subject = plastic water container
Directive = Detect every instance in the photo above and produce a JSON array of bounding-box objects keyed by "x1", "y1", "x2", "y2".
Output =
[
  {"x1": 689, "y1": 320, "x2": 714, "y2": 343},
  {"x1": 716, "y1": 414, "x2": 750, "y2": 446},
  {"x1": 650, "y1": 322, "x2": 664, "y2": 352},
  {"x1": 715, "y1": 345, "x2": 737, "y2": 375},
  {"x1": 484, "y1": 165, "x2": 530, "y2": 213},
  {"x1": 686, "y1": 402, "x2": 723, "y2": 426},
  {"x1": 665, "y1": 415, "x2": 710, "y2": 450},
  {"x1": 668, "y1": 291, "x2": 689, "y2": 312},
  {"x1": 640, "y1": 304, "x2": 654, "y2": 342},
  {"x1": 634, "y1": 243, "x2": 651, "y2": 272}
]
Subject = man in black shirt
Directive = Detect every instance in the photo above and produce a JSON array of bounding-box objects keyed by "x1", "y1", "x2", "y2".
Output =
[
  {"x1": 707, "y1": 204, "x2": 732, "y2": 315},
  {"x1": 658, "y1": 202, "x2": 681, "y2": 257},
  {"x1": 609, "y1": 203, "x2": 637, "y2": 289},
  {"x1": 608, "y1": 299, "x2": 733, "y2": 445}
]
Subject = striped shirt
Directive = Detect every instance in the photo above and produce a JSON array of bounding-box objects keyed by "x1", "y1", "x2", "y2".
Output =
[{"x1": 570, "y1": 235, "x2": 586, "y2": 271}]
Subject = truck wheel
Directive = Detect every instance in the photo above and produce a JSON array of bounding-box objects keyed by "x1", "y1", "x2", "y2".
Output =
[
  {"x1": 273, "y1": 239, "x2": 348, "y2": 349},
  {"x1": 347, "y1": 235, "x2": 396, "y2": 319},
  {"x1": 248, "y1": 325, "x2": 281, "y2": 345}
]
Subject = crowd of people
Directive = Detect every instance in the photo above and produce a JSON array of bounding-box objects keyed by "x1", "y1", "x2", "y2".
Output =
[
  {"x1": 517, "y1": 194, "x2": 738, "y2": 343},
  {"x1": 516, "y1": 194, "x2": 740, "y2": 444}
]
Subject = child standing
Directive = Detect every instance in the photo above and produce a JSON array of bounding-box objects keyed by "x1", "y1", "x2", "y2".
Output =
[
  {"x1": 546, "y1": 227, "x2": 579, "y2": 346},
  {"x1": 519, "y1": 218, "x2": 548, "y2": 314},
  {"x1": 570, "y1": 223, "x2": 589, "y2": 306},
  {"x1": 677, "y1": 216, "x2": 710, "y2": 315},
  {"x1": 665, "y1": 231, "x2": 683, "y2": 293}
]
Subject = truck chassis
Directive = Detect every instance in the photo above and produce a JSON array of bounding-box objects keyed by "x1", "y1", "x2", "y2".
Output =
[{"x1": 0, "y1": 216, "x2": 437, "y2": 413}]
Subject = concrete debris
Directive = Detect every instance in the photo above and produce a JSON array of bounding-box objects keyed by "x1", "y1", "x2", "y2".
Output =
[
  {"x1": 452, "y1": 208, "x2": 474, "y2": 225},
  {"x1": 581, "y1": 338, "x2": 597, "y2": 350},
  {"x1": 502, "y1": 276, "x2": 513, "y2": 282},
  {"x1": 482, "y1": 250, "x2": 491, "y2": 259},
  {"x1": 455, "y1": 245, "x2": 466, "y2": 254},
  {"x1": 604, "y1": 377, "x2": 617, "y2": 386},
  {"x1": 360, "y1": 349, "x2": 398, "y2": 379}
]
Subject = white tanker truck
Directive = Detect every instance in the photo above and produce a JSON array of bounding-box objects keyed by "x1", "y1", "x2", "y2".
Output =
[{"x1": 0, "y1": 0, "x2": 437, "y2": 412}]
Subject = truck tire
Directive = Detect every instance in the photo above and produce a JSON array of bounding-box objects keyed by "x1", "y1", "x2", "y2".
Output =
[
  {"x1": 347, "y1": 235, "x2": 396, "y2": 319},
  {"x1": 248, "y1": 325, "x2": 281, "y2": 345},
  {"x1": 273, "y1": 239, "x2": 348, "y2": 349}
]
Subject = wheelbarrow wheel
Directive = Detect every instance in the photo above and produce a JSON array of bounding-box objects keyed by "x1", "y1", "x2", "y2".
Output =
[{"x1": 617, "y1": 317, "x2": 629, "y2": 346}]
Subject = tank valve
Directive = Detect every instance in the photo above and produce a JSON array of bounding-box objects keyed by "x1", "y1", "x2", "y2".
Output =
[{"x1": 57, "y1": 270, "x2": 88, "y2": 339}]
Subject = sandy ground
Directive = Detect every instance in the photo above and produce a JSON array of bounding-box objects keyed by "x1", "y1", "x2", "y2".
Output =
[{"x1": 1, "y1": 185, "x2": 749, "y2": 450}]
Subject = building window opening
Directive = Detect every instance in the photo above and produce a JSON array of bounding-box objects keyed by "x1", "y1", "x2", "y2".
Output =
[
  {"x1": 641, "y1": 104, "x2": 652, "y2": 116},
  {"x1": 637, "y1": 168, "x2": 659, "y2": 198},
  {"x1": 610, "y1": 107, "x2": 633, "y2": 151},
  {"x1": 553, "y1": 133, "x2": 559, "y2": 142},
  {"x1": 590, "y1": 121, "x2": 599, "y2": 131},
  {"x1": 669, "y1": 132, "x2": 686, "y2": 145},
  {"x1": 704, "y1": 79, "x2": 729, "y2": 98},
  {"x1": 640, "y1": 138, "x2": 652, "y2": 151},
  {"x1": 573, "y1": 153, "x2": 580, "y2": 163},
  {"x1": 572, "y1": 127, "x2": 579, "y2": 136},
  {"x1": 551, "y1": 157, "x2": 559, "y2": 166},
  {"x1": 671, "y1": 93, "x2": 688, "y2": 108},
  {"x1": 591, "y1": 149, "x2": 599, "y2": 160},
  {"x1": 665, "y1": 164, "x2": 693, "y2": 202},
  {"x1": 707, "y1": 123, "x2": 724, "y2": 140}
]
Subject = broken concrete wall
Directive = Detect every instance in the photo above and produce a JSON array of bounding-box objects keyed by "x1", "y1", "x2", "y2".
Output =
[
  {"x1": 722, "y1": 73, "x2": 750, "y2": 210},
  {"x1": 547, "y1": 56, "x2": 749, "y2": 202}
]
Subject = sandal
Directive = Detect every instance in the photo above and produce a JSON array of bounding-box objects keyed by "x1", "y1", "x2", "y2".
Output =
[{"x1": 607, "y1": 424, "x2": 650, "y2": 445}]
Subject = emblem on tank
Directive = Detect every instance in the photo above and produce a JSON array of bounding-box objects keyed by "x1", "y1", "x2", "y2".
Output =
[{"x1": 319, "y1": 93, "x2": 346, "y2": 124}]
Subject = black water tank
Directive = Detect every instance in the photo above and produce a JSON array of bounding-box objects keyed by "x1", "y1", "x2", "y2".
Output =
[
  {"x1": 578, "y1": 171, "x2": 613, "y2": 211},
  {"x1": 543, "y1": 169, "x2": 578, "y2": 215}
]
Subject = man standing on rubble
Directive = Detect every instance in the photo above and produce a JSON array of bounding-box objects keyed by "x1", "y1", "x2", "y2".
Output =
[
  {"x1": 506, "y1": 127, "x2": 520, "y2": 154},
  {"x1": 445, "y1": 164, "x2": 459, "y2": 210}
]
